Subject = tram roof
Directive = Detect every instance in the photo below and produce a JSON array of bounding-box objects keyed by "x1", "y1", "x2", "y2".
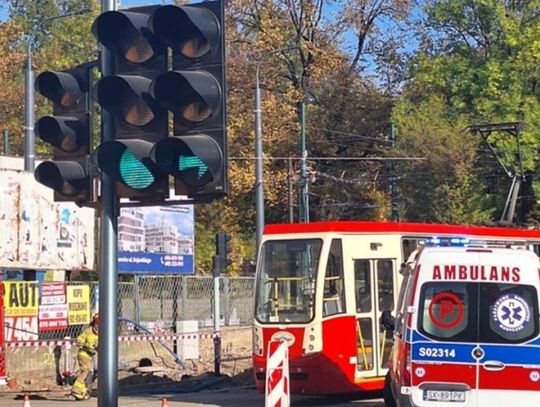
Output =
[{"x1": 263, "y1": 221, "x2": 540, "y2": 240}]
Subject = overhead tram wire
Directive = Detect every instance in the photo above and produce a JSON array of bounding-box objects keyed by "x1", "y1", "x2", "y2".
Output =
[
  {"x1": 308, "y1": 126, "x2": 394, "y2": 145},
  {"x1": 229, "y1": 156, "x2": 425, "y2": 161}
]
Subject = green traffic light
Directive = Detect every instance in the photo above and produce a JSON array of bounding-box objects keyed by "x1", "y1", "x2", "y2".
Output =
[
  {"x1": 179, "y1": 155, "x2": 208, "y2": 179},
  {"x1": 119, "y1": 149, "x2": 155, "y2": 189}
]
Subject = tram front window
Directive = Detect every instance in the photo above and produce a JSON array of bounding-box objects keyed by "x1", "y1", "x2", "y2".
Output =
[{"x1": 255, "y1": 239, "x2": 322, "y2": 323}]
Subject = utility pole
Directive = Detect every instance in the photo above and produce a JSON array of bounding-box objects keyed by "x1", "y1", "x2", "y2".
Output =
[
  {"x1": 299, "y1": 102, "x2": 309, "y2": 223},
  {"x1": 389, "y1": 123, "x2": 399, "y2": 221},
  {"x1": 254, "y1": 46, "x2": 299, "y2": 249},
  {"x1": 288, "y1": 157, "x2": 294, "y2": 223},
  {"x1": 469, "y1": 122, "x2": 524, "y2": 225}
]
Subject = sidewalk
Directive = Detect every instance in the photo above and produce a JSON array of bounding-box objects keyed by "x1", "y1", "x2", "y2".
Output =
[
  {"x1": 0, "y1": 386, "x2": 265, "y2": 407},
  {"x1": 0, "y1": 386, "x2": 264, "y2": 407}
]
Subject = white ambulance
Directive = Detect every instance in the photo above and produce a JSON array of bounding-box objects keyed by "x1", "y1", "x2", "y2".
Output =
[{"x1": 383, "y1": 246, "x2": 540, "y2": 407}]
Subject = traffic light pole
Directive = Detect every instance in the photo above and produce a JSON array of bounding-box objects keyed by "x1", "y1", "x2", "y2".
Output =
[
  {"x1": 98, "y1": 1, "x2": 118, "y2": 406},
  {"x1": 23, "y1": 46, "x2": 34, "y2": 172}
]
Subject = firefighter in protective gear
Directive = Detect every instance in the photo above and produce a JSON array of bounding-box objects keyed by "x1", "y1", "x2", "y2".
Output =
[{"x1": 71, "y1": 313, "x2": 99, "y2": 400}]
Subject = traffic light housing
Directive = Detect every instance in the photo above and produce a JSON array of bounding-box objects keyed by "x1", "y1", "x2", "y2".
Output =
[
  {"x1": 214, "y1": 231, "x2": 232, "y2": 276},
  {"x1": 34, "y1": 66, "x2": 93, "y2": 206},
  {"x1": 92, "y1": 5, "x2": 169, "y2": 201},
  {"x1": 151, "y1": 1, "x2": 227, "y2": 199},
  {"x1": 92, "y1": 0, "x2": 227, "y2": 204}
]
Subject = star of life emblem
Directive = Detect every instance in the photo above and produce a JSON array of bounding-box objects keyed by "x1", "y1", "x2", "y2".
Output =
[{"x1": 492, "y1": 293, "x2": 530, "y2": 333}]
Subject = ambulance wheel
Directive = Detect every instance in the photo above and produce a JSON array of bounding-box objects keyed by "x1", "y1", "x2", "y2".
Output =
[{"x1": 383, "y1": 371, "x2": 397, "y2": 407}]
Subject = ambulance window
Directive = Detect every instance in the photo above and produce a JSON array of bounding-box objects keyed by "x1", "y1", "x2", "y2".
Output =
[
  {"x1": 418, "y1": 283, "x2": 473, "y2": 341},
  {"x1": 355, "y1": 260, "x2": 372, "y2": 313},
  {"x1": 479, "y1": 283, "x2": 539, "y2": 343}
]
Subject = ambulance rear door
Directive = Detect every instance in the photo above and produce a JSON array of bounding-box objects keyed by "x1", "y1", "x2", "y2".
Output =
[{"x1": 475, "y1": 250, "x2": 540, "y2": 406}]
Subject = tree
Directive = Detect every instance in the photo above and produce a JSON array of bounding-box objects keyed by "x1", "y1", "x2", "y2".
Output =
[
  {"x1": 1, "y1": 0, "x2": 99, "y2": 157},
  {"x1": 393, "y1": 94, "x2": 494, "y2": 223},
  {"x1": 0, "y1": 20, "x2": 26, "y2": 155},
  {"x1": 396, "y1": 0, "x2": 540, "y2": 224}
]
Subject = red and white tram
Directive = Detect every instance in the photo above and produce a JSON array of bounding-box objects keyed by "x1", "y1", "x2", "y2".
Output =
[{"x1": 252, "y1": 221, "x2": 540, "y2": 395}]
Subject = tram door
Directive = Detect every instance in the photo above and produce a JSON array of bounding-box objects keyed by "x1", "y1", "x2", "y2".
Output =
[{"x1": 353, "y1": 258, "x2": 396, "y2": 378}]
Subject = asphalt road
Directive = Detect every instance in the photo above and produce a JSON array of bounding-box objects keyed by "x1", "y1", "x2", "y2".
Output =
[{"x1": 0, "y1": 387, "x2": 385, "y2": 407}]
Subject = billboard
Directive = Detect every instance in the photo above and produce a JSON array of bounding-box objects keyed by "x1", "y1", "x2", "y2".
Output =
[
  {"x1": 0, "y1": 167, "x2": 95, "y2": 271},
  {"x1": 117, "y1": 206, "x2": 194, "y2": 274}
]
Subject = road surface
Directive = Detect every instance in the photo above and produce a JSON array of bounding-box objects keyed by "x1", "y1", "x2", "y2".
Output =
[{"x1": 0, "y1": 386, "x2": 384, "y2": 406}]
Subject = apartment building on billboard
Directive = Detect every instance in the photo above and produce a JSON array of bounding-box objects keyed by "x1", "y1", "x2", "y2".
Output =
[
  {"x1": 118, "y1": 208, "x2": 145, "y2": 252},
  {"x1": 117, "y1": 206, "x2": 194, "y2": 274}
]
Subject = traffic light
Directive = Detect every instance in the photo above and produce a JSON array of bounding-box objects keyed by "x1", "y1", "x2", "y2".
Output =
[
  {"x1": 214, "y1": 230, "x2": 232, "y2": 276},
  {"x1": 148, "y1": 1, "x2": 228, "y2": 200},
  {"x1": 92, "y1": 0, "x2": 227, "y2": 204},
  {"x1": 34, "y1": 65, "x2": 93, "y2": 206},
  {"x1": 92, "y1": 5, "x2": 170, "y2": 201}
]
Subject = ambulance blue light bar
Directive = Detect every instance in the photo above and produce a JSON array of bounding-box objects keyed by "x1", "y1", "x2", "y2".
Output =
[{"x1": 424, "y1": 236, "x2": 470, "y2": 247}]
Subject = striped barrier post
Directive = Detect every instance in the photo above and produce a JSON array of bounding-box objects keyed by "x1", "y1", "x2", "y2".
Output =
[{"x1": 265, "y1": 340, "x2": 289, "y2": 407}]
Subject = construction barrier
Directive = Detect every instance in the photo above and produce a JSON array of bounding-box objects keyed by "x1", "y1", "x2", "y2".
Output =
[
  {"x1": 0, "y1": 283, "x2": 6, "y2": 384},
  {"x1": 5, "y1": 332, "x2": 220, "y2": 348},
  {"x1": 265, "y1": 340, "x2": 289, "y2": 407}
]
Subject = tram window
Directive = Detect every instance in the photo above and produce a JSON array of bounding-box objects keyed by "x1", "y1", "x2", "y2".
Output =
[
  {"x1": 323, "y1": 239, "x2": 345, "y2": 316},
  {"x1": 354, "y1": 260, "x2": 372, "y2": 313},
  {"x1": 255, "y1": 239, "x2": 322, "y2": 323},
  {"x1": 394, "y1": 273, "x2": 412, "y2": 334},
  {"x1": 356, "y1": 317, "x2": 374, "y2": 371},
  {"x1": 377, "y1": 259, "x2": 394, "y2": 312},
  {"x1": 402, "y1": 238, "x2": 422, "y2": 262}
]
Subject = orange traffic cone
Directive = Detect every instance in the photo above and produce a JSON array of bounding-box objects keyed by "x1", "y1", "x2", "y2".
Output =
[
  {"x1": 21, "y1": 394, "x2": 31, "y2": 407},
  {"x1": 160, "y1": 398, "x2": 169, "y2": 407}
]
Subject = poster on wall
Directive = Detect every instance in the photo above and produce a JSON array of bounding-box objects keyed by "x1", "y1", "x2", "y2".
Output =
[
  {"x1": 0, "y1": 168, "x2": 95, "y2": 271},
  {"x1": 39, "y1": 282, "x2": 68, "y2": 331},
  {"x1": 3, "y1": 281, "x2": 39, "y2": 341},
  {"x1": 67, "y1": 285, "x2": 91, "y2": 325},
  {"x1": 117, "y1": 206, "x2": 194, "y2": 274}
]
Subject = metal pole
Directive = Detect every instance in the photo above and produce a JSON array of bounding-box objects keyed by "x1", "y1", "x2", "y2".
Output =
[
  {"x1": 98, "y1": 1, "x2": 118, "y2": 406},
  {"x1": 3, "y1": 129, "x2": 8, "y2": 155},
  {"x1": 24, "y1": 44, "x2": 34, "y2": 171},
  {"x1": 254, "y1": 65, "x2": 264, "y2": 255},
  {"x1": 254, "y1": 46, "x2": 299, "y2": 253},
  {"x1": 23, "y1": 9, "x2": 91, "y2": 172},
  {"x1": 299, "y1": 102, "x2": 309, "y2": 222},
  {"x1": 389, "y1": 122, "x2": 399, "y2": 221},
  {"x1": 288, "y1": 157, "x2": 294, "y2": 223},
  {"x1": 213, "y1": 262, "x2": 221, "y2": 375}
]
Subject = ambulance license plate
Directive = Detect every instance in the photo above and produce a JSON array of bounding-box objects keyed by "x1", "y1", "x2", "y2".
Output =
[{"x1": 423, "y1": 390, "x2": 465, "y2": 402}]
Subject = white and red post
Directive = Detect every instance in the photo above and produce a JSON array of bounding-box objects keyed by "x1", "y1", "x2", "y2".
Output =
[{"x1": 265, "y1": 340, "x2": 290, "y2": 407}]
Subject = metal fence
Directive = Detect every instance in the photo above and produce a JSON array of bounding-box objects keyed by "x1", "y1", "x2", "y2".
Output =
[
  {"x1": 1, "y1": 276, "x2": 254, "y2": 384},
  {"x1": 40, "y1": 276, "x2": 255, "y2": 341}
]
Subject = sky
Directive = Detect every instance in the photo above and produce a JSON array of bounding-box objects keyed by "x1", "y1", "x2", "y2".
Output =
[{"x1": 0, "y1": 1, "x2": 177, "y2": 22}]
